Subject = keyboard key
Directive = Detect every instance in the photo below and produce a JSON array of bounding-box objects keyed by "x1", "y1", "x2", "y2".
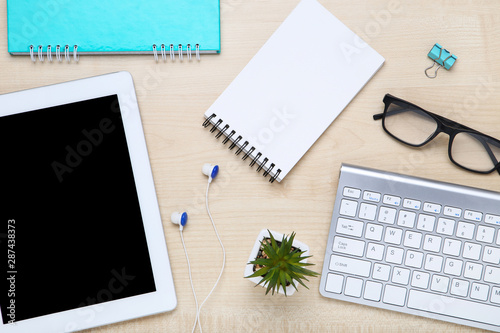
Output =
[
  {"x1": 411, "y1": 271, "x2": 430, "y2": 289},
  {"x1": 363, "y1": 191, "x2": 381, "y2": 202},
  {"x1": 366, "y1": 243, "x2": 384, "y2": 261},
  {"x1": 397, "y1": 210, "x2": 416, "y2": 228},
  {"x1": 332, "y1": 236, "x2": 365, "y2": 257},
  {"x1": 456, "y1": 221, "x2": 475, "y2": 239},
  {"x1": 384, "y1": 227, "x2": 403, "y2": 245},
  {"x1": 358, "y1": 203, "x2": 377, "y2": 221},
  {"x1": 325, "y1": 273, "x2": 344, "y2": 294},
  {"x1": 372, "y1": 263, "x2": 391, "y2": 281},
  {"x1": 329, "y1": 254, "x2": 371, "y2": 277},
  {"x1": 392, "y1": 267, "x2": 410, "y2": 285},
  {"x1": 344, "y1": 277, "x2": 363, "y2": 298},
  {"x1": 436, "y1": 218, "x2": 455, "y2": 236},
  {"x1": 383, "y1": 285, "x2": 407, "y2": 306},
  {"x1": 450, "y1": 278, "x2": 469, "y2": 297},
  {"x1": 383, "y1": 195, "x2": 401, "y2": 206},
  {"x1": 403, "y1": 198, "x2": 421, "y2": 210},
  {"x1": 497, "y1": 230, "x2": 500, "y2": 245},
  {"x1": 363, "y1": 281, "x2": 382, "y2": 302},
  {"x1": 491, "y1": 287, "x2": 500, "y2": 304},
  {"x1": 442, "y1": 238, "x2": 461, "y2": 256},
  {"x1": 339, "y1": 199, "x2": 358, "y2": 217},
  {"x1": 484, "y1": 266, "x2": 500, "y2": 284},
  {"x1": 423, "y1": 235, "x2": 442, "y2": 253},
  {"x1": 464, "y1": 210, "x2": 482, "y2": 222},
  {"x1": 423, "y1": 202, "x2": 442, "y2": 214},
  {"x1": 463, "y1": 262, "x2": 483, "y2": 280},
  {"x1": 404, "y1": 250, "x2": 423, "y2": 268},
  {"x1": 443, "y1": 206, "x2": 462, "y2": 218},
  {"x1": 430, "y1": 274, "x2": 450, "y2": 293},
  {"x1": 483, "y1": 246, "x2": 500, "y2": 264},
  {"x1": 403, "y1": 231, "x2": 422, "y2": 249},
  {"x1": 378, "y1": 207, "x2": 397, "y2": 224},
  {"x1": 336, "y1": 217, "x2": 364, "y2": 237},
  {"x1": 476, "y1": 225, "x2": 495, "y2": 243},
  {"x1": 463, "y1": 242, "x2": 481, "y2": 260},
  {"x1": 416, "y1": 214, "x2": 436, "y2": 232},
  {"x1": 343, "y1": 187, "x2": 361, "y2": 199},
  {"x1": 365, "y1": 223, "x2": 383, "y2": 241},
  {"x1": 408, "y1": 290, "x2": 500, "y2": 326},
  {"x1": 424, "y1": 254, "x2": 443, "y2": 272},
  {"x1": 470, "y1": 283, "x2": 490, "y2": 301},
  {"x1": 485, "y1": 213, "x2": 500, "y2": 226},
  {"x1": 365, "y1": 223, "x2": 384, "y2": 241},
  {"x1": 444, "y1": 258, "x2": 463, "y2": 276},
  {"x1": 386, "y1": 246, "x2": 404, "y2": 264}
]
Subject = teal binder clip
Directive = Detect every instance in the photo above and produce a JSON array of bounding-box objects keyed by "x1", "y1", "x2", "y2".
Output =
[{"x1": 425, "y1": 43, "x2": 457, "y2": 78}]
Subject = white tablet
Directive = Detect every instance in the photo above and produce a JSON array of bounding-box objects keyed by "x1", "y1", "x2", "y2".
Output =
[{"x1": 0, "y1": 72, "x2": 176, "y2": 333}]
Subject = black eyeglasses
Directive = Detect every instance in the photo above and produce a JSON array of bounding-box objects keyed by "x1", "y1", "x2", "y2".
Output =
[{"x1": 373, "y1": 94, "x2": 500, "y2": 175}]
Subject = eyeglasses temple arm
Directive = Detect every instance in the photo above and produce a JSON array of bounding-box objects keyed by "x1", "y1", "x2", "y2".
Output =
[{"x1": 374, "y1": 107, "x2": 417, "y2": 121}]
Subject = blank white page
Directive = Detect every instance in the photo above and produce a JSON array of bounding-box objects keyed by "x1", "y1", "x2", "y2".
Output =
[{"x1": 204, "y1": 0, "x2": 384, "y2": 182}]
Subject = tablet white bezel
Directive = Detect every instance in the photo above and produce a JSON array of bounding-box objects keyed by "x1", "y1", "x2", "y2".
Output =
[{"x1": 0, "y1": 71, "x2": 176, "y2": 333}]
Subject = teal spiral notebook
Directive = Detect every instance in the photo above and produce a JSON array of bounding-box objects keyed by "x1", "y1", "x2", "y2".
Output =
[{"x1": 7, "y1": 0, "x2": 220, "y2": 60}]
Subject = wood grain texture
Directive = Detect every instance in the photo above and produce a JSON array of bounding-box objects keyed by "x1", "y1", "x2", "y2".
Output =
[{"x1": 1, "y1": 0, "x2": 499, "y2": 332}]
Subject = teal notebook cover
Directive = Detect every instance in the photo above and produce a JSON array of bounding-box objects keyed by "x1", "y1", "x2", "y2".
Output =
[{"x1": 7, "y1": 0, "x2": 220, "y2": 54}]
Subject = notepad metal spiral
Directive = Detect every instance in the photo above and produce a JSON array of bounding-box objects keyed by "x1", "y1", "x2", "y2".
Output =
[
  {"x1": 202, "y1": 114, "x2": 282, "y2": 183},
  {"x1": 29, "y1": 45, "x2": 79, "y2": 63},
  {"x1": 152, "y1": 43, "x2": 200, "y2": 62},
  {"x1": 27, "y1": 43, "x2": 201, "y2": 62}
]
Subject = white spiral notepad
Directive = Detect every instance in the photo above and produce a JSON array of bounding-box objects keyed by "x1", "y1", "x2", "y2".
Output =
[{"x1": 203, "y1": 0, "x2": 384, "y2": 183}]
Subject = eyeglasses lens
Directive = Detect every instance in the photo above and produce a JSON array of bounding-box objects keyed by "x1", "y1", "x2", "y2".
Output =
[
  {"x1": 451, "y1": 132, "x2": 500, "y2": 172},
  {"x1": 383, "y1": 102, "x2": 438, "y2": 146}
]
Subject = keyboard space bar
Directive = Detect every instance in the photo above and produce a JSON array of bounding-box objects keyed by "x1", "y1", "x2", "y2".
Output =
[{"x1": 408, "y1": 290, "x2": 500, "y2": 326}]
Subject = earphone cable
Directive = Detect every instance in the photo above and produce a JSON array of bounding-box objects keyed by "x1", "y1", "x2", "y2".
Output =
[
  {"x1": 180, "y1": 229, "x2": 202, "y2": 333},
  {"x1": 196, "y1": 181, "x2": 226, "y2": 331}
]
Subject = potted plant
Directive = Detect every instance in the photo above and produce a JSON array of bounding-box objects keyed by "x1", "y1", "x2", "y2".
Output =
[{"x1": 244, "y1": 229, "x2": 319, "y2": 296}]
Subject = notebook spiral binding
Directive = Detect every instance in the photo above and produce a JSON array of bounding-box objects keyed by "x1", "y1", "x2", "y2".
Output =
[
  {"x1": 202, "y1": 113, "x2": 282, "y2": 183},
  {"x1": 152, "y1": 43, "x2": 200, "y2": 62},
  {"x1": 28, "y1": 43, "x2": 201, "y2": 62},
  {"x1": 30, "y1": 45, "x2": 79, "y2": 63}
]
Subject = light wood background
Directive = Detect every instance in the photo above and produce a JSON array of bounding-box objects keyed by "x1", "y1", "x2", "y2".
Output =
[{"x1": 1, "y1": 0, "x2": 499, "y2": 332}]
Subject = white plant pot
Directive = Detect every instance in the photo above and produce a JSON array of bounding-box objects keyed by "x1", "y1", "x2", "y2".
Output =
[{"x1": 244, "y1": 229, "x2": 310, "y2": 296}]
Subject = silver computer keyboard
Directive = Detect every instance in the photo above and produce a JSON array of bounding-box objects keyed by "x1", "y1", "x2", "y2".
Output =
[{"x1": 320, "y1": 164, "x2": 500, "y2": 332}]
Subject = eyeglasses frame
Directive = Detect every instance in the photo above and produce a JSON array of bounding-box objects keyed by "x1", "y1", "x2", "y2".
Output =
[{"x1": 373, "y1": 94, "x2": 500, "y2": 175}]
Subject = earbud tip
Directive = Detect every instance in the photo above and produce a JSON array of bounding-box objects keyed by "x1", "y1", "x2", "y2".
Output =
[
  {"x1": 211, "y1": 165, "x2": 219, "y2": 180},
  {"x1": 180, "y1": 212, "x2": 188, "y2": 227}
]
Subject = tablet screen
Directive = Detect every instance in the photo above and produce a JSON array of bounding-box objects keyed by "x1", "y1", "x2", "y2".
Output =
[{"x1": 0, "y1": 95, "x2": 156, "y2": 324}]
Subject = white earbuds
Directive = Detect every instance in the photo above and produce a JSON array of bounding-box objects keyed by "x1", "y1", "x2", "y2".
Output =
[
  {"x1": 170, "y1": 163, "x2": 224, "y2": 333},
  {"x1": 171, "y1": 211, "x2": 188, "y2": 231},
  {"x1": 202, "y1": 163, "x2": 219, "y2": 183}
]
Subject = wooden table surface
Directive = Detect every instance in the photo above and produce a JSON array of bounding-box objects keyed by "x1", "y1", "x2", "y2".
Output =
[{"x1": 1, "y1": 0, "x2": 499, "y2": 332}]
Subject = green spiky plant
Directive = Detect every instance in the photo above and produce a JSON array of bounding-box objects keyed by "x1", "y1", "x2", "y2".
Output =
[{"x1": 246, "y1": 230, "x2": 319, "y2": 296}]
